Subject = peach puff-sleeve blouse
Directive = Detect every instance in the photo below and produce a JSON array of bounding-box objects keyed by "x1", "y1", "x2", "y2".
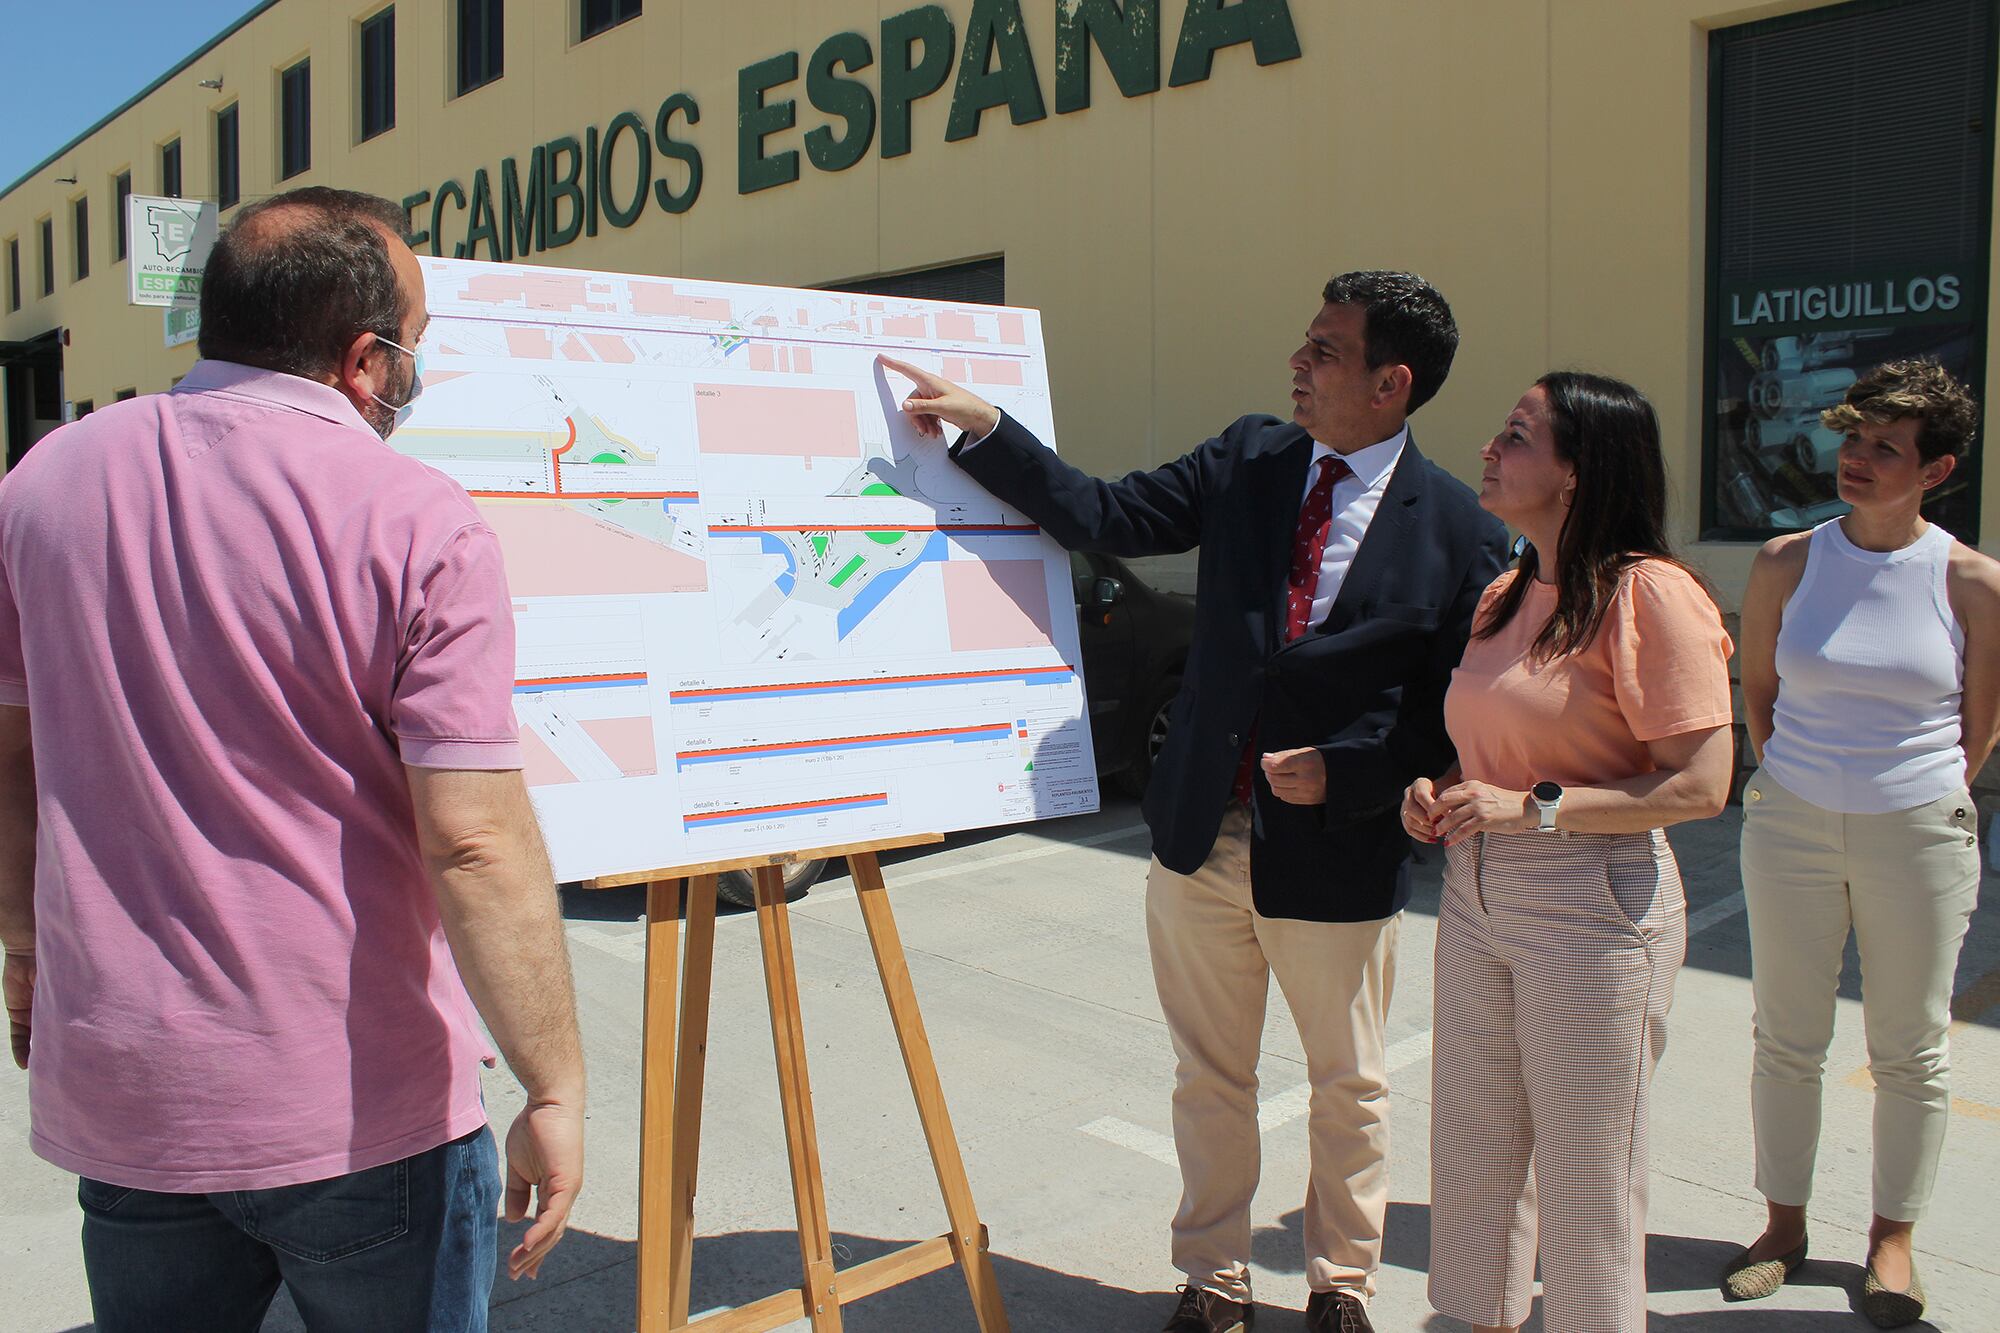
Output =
[{"x1": 1444, "y1": 559, "x2": 1735, "y2": 792}]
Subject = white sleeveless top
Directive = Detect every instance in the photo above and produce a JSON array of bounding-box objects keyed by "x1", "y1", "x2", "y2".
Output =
[{"x1": 1762, "y1": 519, "x2": 1965, "y2": 813}]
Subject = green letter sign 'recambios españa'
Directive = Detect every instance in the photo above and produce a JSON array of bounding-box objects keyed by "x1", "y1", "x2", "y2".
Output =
[{"x1": 405, "y1": 1, "x2": 1296, "y2": 249}]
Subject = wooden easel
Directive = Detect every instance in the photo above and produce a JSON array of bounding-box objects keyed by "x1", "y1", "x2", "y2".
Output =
[{"x1": 586, "y1": 834, "x2": 1011, "y2": 1332}]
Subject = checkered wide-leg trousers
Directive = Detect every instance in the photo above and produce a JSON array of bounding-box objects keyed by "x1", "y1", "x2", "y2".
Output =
[{"x1": 1428, "y1": 829, "x2": 1686, "y2": 1333}]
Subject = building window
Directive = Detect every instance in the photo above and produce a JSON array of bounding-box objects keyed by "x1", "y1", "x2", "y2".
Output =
[
  {"x1": 458, "y1": 0, "x2": 503, "y2": 95},
  {"x1": 114, "y1": 171, "x2": 131, "y2": 261},
  {"x1": 360, "y1": 9, "x2": 395, "y2": 141},
  {"x1": 6, "y1": 239, "x2": 17, "y2": 312},
  {"x1": 216, "y1": 105, "x2": 240, "y2": 209},
  {"x1": 1704, "y1": 0, "x2": 1996, "y2": 541},
  {"x1": 579, "y1": 0, "x2": 639, "y2": 42},
  {"x1": 38, "y1": 218, "x2": 53, "y2": 297},
  {"x1": 74, "y1": 400, "x2": 93, "y2": 418},
  {"x1": 72, "y1": 197, "x2": 88, "y2": 282},
  {"x1": 115, "y1": 388, "x2": 137, "y2": 401},
  {"x1": 824, "y1": 257, "x2": 1006, "y2": 307},
  {"x1": 160, "y1": 139, "x2": 182, "y2": 198},
  {"x1": 280, "y1": 60, "x2": 311, "y2": 179}
]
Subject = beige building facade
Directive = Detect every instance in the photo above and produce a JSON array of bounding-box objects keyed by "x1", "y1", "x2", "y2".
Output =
[{"x1": 0, "y1": 0, "x2": 1992, "y2": 602}]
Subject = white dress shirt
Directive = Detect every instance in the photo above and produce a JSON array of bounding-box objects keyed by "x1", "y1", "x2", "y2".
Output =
[{"x1": 1301, "y1": 426, "x2": 1406, "y2": 631}]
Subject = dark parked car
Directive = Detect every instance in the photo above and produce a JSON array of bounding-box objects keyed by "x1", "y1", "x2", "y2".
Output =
[
  {"x1": 1068, "y1": 550, "x2": 1196, "y2": 798},
  {"x1": 718, "y1": 551, "x2": 1195, "y2": 908}
]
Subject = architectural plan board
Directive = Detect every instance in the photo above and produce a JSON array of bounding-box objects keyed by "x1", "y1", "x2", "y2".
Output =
[{"x1": 397, "y1": 256, "x2": 1099, "y2": 881}]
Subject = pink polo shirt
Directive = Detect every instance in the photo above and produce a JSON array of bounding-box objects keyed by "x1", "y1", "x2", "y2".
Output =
[{"x1": 0, "y1": 361, "x2": 523, "y2": 1192}]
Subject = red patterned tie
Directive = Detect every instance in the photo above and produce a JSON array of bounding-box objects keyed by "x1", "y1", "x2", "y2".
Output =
[{"x1": 1233, "y1": 455, "x2": 1352, "y2": 805}]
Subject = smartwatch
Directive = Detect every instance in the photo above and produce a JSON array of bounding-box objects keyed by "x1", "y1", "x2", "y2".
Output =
[{"x1": 1531, "y1": 781, "x2": 1564, "y2": 832}]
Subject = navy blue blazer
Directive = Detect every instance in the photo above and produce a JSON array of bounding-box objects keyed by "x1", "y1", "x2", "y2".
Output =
[{"x1": 953, "y1": 412, "x2": 1509, "y2": 922}]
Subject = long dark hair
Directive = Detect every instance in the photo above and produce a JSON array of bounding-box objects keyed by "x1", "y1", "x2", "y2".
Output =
[{"x1": 1477, "y1": 371, "x2": 1689, "y2": 659}]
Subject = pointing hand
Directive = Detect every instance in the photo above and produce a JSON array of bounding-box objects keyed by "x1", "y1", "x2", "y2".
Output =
[{"x1": 878, "y1": 356, "x2": 1002, "y2": 442}]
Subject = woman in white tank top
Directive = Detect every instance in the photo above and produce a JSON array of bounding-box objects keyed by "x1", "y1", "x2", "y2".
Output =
[{"x1": 1722, "y1": 360, "x2": 2000, "y2": 1329}]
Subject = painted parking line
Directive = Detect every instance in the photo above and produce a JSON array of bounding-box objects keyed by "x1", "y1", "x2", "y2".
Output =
[
  {"x1": 1082, "y1": 887, "x2": 1751, "y2": 1166},
  {"x1": 1685, "y1": 891, "x2": 1747, "y2": 936}
]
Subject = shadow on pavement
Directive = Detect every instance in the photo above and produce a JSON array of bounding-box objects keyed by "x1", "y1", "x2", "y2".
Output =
[{"x1": 481, "y1": 1224, "x2": 1173, "y2": 1330}]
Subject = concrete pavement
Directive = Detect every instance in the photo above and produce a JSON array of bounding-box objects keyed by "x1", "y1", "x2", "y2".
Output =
[{"x1": 4, "y1": 795, "x2": 1998, "y2": 1330}]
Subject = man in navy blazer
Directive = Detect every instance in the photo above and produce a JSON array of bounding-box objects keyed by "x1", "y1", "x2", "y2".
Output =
[{"x1": 883, "y1": 271, "x2": 1507, "y2": 1333}]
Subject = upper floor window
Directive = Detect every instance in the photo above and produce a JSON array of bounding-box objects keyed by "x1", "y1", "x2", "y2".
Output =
[
  {"x1": 280, "y1": 59, "x2": 311, "y2": 179},
  {"x1": 215, "y1": 105, "x2": 240, "y2": 209},
  {"x1": 113, "y1": 171, "x2": 131, "y2": 261},
  {"x1": 160, "y1": 139, "x2": 182, "y2": 199},
  {"x1": 72, "y1": 197, "x2": 88, "y2": 282},
  {"x1": 6, "y1": 239, "x2": 18, "y2": 312},
  {"x1": 580, "y1": 0, "x2": 639, "y2": 42},
  {"x1": 458, "y1": 0, "x2": 503, "y2": 95},
  {"x1": 360, "y1": 9, "x2": 395, "y2": 141},
  {"x1": 38, "y1": 218, "x2": 53, "y2": 297}
]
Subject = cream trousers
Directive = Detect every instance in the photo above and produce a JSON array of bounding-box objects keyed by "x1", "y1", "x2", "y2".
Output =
[{"x1": 1740, "y1": 768, "x2": 1980, "y2": 1220}]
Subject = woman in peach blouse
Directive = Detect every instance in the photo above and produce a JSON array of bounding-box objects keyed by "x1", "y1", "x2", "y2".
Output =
[{"x1": 1402, "y1": 372, "x2": 1735, "y2": 1333}]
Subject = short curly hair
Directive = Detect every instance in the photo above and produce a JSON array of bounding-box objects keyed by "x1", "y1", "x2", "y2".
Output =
[{"x1": 1820, "y1": 358, "x2": 1979, "y2": 462}]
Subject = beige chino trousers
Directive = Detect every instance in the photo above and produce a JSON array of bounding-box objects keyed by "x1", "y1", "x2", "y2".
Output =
[
  {"x1": 1740, "y1": 769, "x2": 1980, "y2": 1221},
  {"x1": 1145, "y1": 805, "x2": 1398, "y2": 1304}
]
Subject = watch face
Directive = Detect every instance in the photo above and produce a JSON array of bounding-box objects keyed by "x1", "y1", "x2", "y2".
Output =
[{"x1": 1532, "y1": 781, "x2": 1563, "y2": 802}]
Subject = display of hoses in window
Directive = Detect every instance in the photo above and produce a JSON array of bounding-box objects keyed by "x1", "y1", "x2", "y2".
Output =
[{"x1": 1710, "y1": 271, "x2": 1979, "y2": 538}]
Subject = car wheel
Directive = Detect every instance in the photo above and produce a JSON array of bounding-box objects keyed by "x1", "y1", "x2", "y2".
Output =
[
  {"x1": 1117, "y1": 676, "x2": 1181, "y2": 799},
  {"x1": 716, "y1": 855, "x2": 827, "y2": 909}
]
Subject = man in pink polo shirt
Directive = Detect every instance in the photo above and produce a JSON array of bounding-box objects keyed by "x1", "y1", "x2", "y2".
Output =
[{"x1": 0, "y1": 187, "x2": 584, "y2": 1331}]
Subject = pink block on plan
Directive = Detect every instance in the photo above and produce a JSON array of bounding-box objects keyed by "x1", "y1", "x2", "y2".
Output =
[
  {"x1": 749, "y1": 344, "x2": 778, "y2": 372},
  {"x1": 630, "y1": 281, "x2": 733, "y2": 322},
  {"x1": 793, "y1": 347, "x2": 813, "y2": 373},
  {"x1": 520, "y1": 727, "x2": 576, "y2": 787},
  {"x1": 580, "y1": 717, "x2": 658, "y2": 777},
  {"x1": 559, "y1": 334, "x2": 592, "y2": 361},
  {"x1": 997, "y1": 313, "x2": 1027, "y2": 345},
  {"x1": 464, "y1": 272, "x2": 593, "y2": 311},
  {"x1": 936, "y1": 312, "x2": 979, "y2": 342},
  {"x1": 478, "y1": 502, "x2": 709, "y2": 595},
  {"x1": 583, "y1": 333, "x2": 636, "y2": 364},
  {"x1": 942, "y1": 560, "x2": 1055, "y2": 651},
  {"x1": 692, "y1": 383, "x2": 861, "y2": 458},
  {"x1": 882, "y1": 316, "x2": 927, "y2": 338},
  {"x1": 505, "y1": 327, "x2": 555, "y2": 358},
  {"x1": 943, "y1": 357, "x2": 972, "y2": 381},
  {"x1": 970, "y1": 359, "x2": 1025, "y2": 387}
]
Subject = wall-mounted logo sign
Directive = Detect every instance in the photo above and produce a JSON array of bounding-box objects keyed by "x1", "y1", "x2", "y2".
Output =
[
  {"x1": 403, "y1": 0, "x2": 1300, "y2": 263},
  {"x1": 127, "y1": 194, "x2": 218, "y2": 308}
]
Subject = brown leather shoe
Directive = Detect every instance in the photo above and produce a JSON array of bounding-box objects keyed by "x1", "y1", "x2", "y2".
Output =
[
  {"x1": 1162, "y1": 1284, "x2": 1255, "y2": 1333},
  {"x1": 1305, "y1": 1288, "x2": 1374, "y2": 1333}
]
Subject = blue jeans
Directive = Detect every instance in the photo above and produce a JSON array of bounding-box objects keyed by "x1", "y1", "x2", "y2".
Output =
[{"x1": 79, "y1": 1124, "x2": 500, "y2": 1333}]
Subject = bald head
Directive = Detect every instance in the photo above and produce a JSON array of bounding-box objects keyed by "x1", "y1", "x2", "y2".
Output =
[{"x1": 197, "y1": 186, "x2": 419, "y2": 387}]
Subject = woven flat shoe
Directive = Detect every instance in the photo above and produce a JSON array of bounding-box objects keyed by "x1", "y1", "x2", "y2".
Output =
[
  {"x1": 1720, "y1": 1235, "x2": 1808, "y2": 1300},
  {"x1": 1860, "y1": 1259, "x2": 1926, "y2": 1328}
]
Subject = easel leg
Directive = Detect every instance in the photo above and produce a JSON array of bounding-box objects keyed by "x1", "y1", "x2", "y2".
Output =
[
  {"x1": 849, "y1": 853, "x2": 1011, "y2": 1332},
  {"x1": 753, "y1": 864, "x2": 845, "y2": 1331},
  {"x1": 667, "y1": 873, "x2": 720, "y2": 1325},
  {"x1": 638, "y1": 878, "x2": 685, "y2": 1333}
]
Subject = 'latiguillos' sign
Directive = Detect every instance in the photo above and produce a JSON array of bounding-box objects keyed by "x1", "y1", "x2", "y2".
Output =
[{"x1": 401, "y1": 0, "x2": 1300, "y2": 262}]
